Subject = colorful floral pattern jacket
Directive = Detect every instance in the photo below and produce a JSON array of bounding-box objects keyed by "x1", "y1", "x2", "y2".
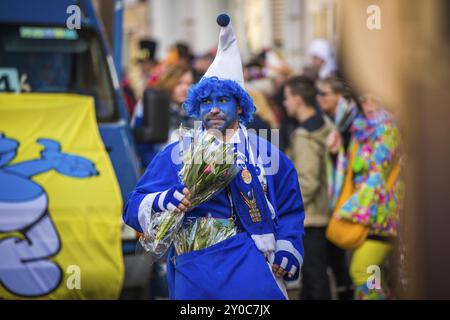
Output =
[{"x1": 336, "y1": 112, "x2": 404, "y2": 237}]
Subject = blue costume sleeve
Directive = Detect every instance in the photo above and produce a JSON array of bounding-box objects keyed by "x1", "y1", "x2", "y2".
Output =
[
  {"x1": 273, "y1": 152, "x2": 305, "y2": 272},
  {"x1": 123, "y1": 143, "x2": 181, "y2": 232}
]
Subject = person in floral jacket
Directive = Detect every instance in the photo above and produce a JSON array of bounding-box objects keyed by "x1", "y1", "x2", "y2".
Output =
[{"x1": 336, "y1": 94, "x2": 404, "y2": 299}]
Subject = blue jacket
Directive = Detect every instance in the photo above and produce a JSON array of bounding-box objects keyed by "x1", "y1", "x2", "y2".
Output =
[{"x1": 123, "y1": 131, "x2": 305, "y2": 299}]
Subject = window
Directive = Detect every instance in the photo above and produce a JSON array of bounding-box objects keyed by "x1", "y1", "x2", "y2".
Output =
[{"x1": 0, "y1": 25, "x2": 119, "y2": 122}]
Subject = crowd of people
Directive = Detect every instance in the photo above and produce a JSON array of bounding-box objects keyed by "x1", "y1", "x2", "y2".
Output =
[{"x1": 121, "y1": 35, "x2": 405, "y2": 300}]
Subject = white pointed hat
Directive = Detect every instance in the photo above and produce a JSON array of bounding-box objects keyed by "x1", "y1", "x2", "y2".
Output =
[{"x1": 202, "y1": 14, "x2": 245, "y2": 88}]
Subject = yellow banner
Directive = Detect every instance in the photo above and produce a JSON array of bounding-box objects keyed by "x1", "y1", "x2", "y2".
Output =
[{"x1": 0, "y1": 94, "x2": 124, "y2": 299}]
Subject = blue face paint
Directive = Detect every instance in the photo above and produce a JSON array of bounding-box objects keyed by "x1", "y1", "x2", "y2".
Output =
[{"x1": 199, "y1": 92, "x2": 239, "y2": 132}]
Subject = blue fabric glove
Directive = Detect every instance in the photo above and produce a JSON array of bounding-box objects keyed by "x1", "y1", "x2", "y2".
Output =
[
  {"x1": 273, "y1": 250, "x2": 299, "y2": 281},
  {"x1": 152, "y1": 183, "x2": 186, "y2": 212}
]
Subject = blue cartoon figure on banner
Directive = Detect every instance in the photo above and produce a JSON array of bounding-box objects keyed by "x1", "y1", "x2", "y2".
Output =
[{"x1": 0, "y1": 132, "x2": 98, "y2": 297}]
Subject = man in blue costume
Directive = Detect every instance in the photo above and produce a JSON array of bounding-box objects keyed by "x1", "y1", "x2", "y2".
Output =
[{"x1": 123, "y1": 14, "x2": 305, "y2": 300}]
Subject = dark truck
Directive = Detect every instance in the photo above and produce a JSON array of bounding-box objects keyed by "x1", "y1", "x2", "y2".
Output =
[{"x1": 0, "y1": 0, "x2": 169, "y2": 299}]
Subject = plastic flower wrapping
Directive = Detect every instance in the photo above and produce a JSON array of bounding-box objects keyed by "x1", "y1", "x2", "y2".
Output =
[
  {"x1": 139, "y1": 128, "x2": 240, "y2": 259},
  {"x1": 174, "y1": 216, "x2": 238, "y2": 255}
]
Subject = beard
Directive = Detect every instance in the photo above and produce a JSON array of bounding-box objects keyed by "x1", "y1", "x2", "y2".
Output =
[
  {"x1": 202, "y1": 113, "x2": 235, "y2": 132},
  {"x1": 205, "y1": 116, "x2": 225, "y2": 129}
]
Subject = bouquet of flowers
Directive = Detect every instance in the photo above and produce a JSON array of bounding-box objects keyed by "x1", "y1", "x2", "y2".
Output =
[
  {"x1": 140, "y1": 129, "x2": 240, "y2": 259},
  {"x1": 173, "y1": 216, "x2": 238, "y2": 255}
]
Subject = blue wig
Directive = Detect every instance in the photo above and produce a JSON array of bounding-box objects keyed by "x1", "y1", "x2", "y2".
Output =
[{"x1": 183, "y1": 77, "x2": 256, "y2": 126}]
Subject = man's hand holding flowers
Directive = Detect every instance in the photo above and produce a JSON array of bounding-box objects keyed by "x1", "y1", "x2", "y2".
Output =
[{"x1": 152, "y1": 184, "x2": 191, "y2": 214}]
